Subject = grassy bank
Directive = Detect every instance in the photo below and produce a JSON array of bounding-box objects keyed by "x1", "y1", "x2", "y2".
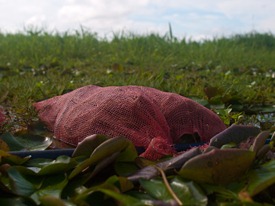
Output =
[{"x1": 0, "y1": 29, "x2": 274, "y2": 130}]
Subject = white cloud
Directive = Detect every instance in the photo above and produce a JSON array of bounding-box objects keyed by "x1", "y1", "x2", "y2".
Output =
[{"x1": 0, "y1": 0, "x2": 274, "y2": 40}]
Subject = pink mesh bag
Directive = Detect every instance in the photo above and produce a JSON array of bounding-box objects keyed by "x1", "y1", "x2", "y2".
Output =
[
  {"x1": 33, "y1": 85, "x2": 226, "y2": 160},
  {"x1": 0, "y1": 106, "x2": 5, "y2": 125}
]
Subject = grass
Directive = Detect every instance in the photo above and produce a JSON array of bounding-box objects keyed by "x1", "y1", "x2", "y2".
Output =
[{"x1": 0, "y1": 28, "x2": 274, "y2": 131}]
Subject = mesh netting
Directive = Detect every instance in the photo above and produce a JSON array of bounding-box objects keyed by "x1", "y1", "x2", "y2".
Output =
[
  {"x1": 0, "y1": 106, "x2": 5, "y2": 125},
  {"x1": 33, "y1": 85, "x2": 226, "y2": 160}
]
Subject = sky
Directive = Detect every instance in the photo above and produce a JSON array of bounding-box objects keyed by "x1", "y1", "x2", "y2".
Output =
[{"x1": 0, "y1": 0, "x2": 275, "y2": 40}]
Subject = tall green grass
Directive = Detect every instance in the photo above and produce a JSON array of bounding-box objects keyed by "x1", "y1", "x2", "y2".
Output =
[{"x1": 0, "y1": 29, "x2": 274, "y2": 127}]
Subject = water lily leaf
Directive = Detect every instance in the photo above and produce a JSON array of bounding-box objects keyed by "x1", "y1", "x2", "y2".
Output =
[
  {"x1": 36, "y1": 156, "x2": 77, "y2": 175},
  {"x1": 102, "y1": 175, "x2": 134, "y2": 193},
  {"x1": 139, "y1": 178, "x2": 173, "y2": 201},
  {"x1": 170, "y1": 177, "x2": 207, "y2": 206},
  {"x1": 7, "y1": 167, "x2": 36, "y2": 196},
  {"x1": 72, "y1": 134, "x2": 109, "y2": 157},
  {"x1": 178, "y1": 148, "x2": 256, "y2": 184},
  {"x1": 114, "y1": 139, "x2": 139, "y2": 176},
  {"x1": 246, "y1": 160, "x2": 275, "y2": 196},
  {"x1": 21, "y1": 155, "x2": 76, "y2": 175},
  {"x1": 250, "y1": 131, "x2": 270, "y2": 154},
  {"x1": 69, "y1": 136, "x2": 130, "y2": 179},
  {"x1": 115, "y1": 138, "x2": 138, "y2": 162},
  {"x1": 74, "y1": 176, "x2": 139, "y2": 206},
  {"x1": 209, "y1": 124, "x2": 260, "y2": 148},
  {"x1": 0, "y1": 150, "x2": 30, "y2": 165},
  {"x1": 14, "y1": 134, "x2": 53, "y2": 151},
  {"x1": 0, "y1": 197, "x2": 37, "y2": 206},
  {"x1": 32, "y1": 174, "x2": 68, "y2": 204},
  {"x1": 39, "y1": 195, "x2": 66, "y2": 206},
  {"x1": 96, "y1": 188, "x2": 143, "y2": 206},
  {"x1": 127, "y1": 147, "x2": 201, "y2": 182},
  {"x1": 0, "y1": 132, "x2": 52, "y2": 151},
  {"x1": 83, "y1": 152, "x2": 120, "y2": 183},
  {"x1": 0, "y1": 132, "x2": 25, "y2": 151},
  {"x1": 0, "y1": 138, "x2": 9, "y2": 151}
]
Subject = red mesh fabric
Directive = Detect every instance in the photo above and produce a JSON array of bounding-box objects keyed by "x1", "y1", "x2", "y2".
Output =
[
  {"x1": 33, "y1": 85, "x2": 226, "y2": 160},
  {"x1": 0, "y1": 106, "x2": 5, "y2": 125}
]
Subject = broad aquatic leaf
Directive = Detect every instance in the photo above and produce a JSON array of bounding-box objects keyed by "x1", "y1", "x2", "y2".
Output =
[
  {"x1": 25, "y1": 158, "x2": 57, "y2": 168},
  {"x1": 37, "y1": 156, "x2": 77, "y2": 175},
  {"x1": 201, "y1": 183, "x2": 242, "y2": 202},
  {"x1": 7, "y1": 167, "x2": 36, "y2": 196},
  {"x1": 127, "y1": 147, "x2": 201, "y2": 183},
  {"x1": 114, "y1": 162, "x2": 139, "y2": 177},
  {"x1": 74, "y1": 176, "x2": 140, "y2": 206},
  {"x1": 114, "y1": 139, "x2": 139, "y2": 176},
  {"x1": 115, "y1": 138, "x2": 138, "y2": 162},
  {"x1": 90, "y1": 136, "x2": 130, "y2": 160},
  {"x1": 179, "y1": 148, "x2": 256, "y2": 184},
  {"x1": 103, "y1": 175, "x2": 134, "y2": 193},
  {"x1": 72, "y1": 134, "x2": 109, "y2": 157},
  {"x1": 250, "y1": 131, "x2": 270, "y2": 154},
  {"x1": 69, "y1": 136, "x2": 130, "y2": 179},
  {"x1": 170, "y1": 177, "x2": 208, "y2": 206},
  {"x1": 15, "y1": 134, "x2": 52, "y2": 151},
  {"x1": 23, "y1": 156, "x2": 76, "y2": 175},
  {"x1": 0, "y1": 138, "x2": 9, "y2": 151},
  {"x1": 0, "y1": 197, "x2": 37, "y2": 206},
  {"x1": 0, "y1": 132, "x2": 52, "y2": 151},
  {"x1": 31, "y1": 174, "x2": 68, "y2": 204},
  {"x1": 82, "y1": 152, "x2": 120, "y2": 183},
  {"x1": 0, "y1": 150, "x2": 30, "y2": 165},
  {"x1": 139, "y1": 178, "x2": 172, "y2": 201},
  {"x1": 209, "y1": 124, "x2": 260, "y2": 148},
  {"x1": 246, "y1": 160, "x2": 275, "y2": 196},
  {"x1": 0, "y1": 132, "x2": 25, "y2": 151},
  {"x1": 95, "y1": 188, "x2": 143, "y2": 206},
  {"x1": 39, "y1": 195, "x2": 66, "y2": 206}
]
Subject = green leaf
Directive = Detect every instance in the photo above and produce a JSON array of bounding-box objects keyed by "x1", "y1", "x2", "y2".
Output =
[
  {"x1": 209, "y1": 124, "x2": 260, "y2": 148},
  {"x1": 15, "y1": 134, "x2": 52, "y2": 151},
  {"x1": 7, "y1": 167, "x2": 37, "y2": 196},
  {"x1": 69, "y1": 136, "x2": 130, "y2": 179},
  {"x1": 114, "y1": 162, "x2": 139, "y2": 176},
  {"x1": 74, "y1": 176, "x2": 141, "y2": 206},
  {"x1": 115, "y1": 138, "x2": 138, "y2": 162},
  {"x1": 82, "y1": 152, "x2": 120, "y2": 183},
  {"x1": 0, "y1": 132, "x2": 52, "y2": 151},
  {"x1": 127, "y1": 147, "x2": 201, "y2": 182},
  {"x1": 246, "y1": 160, "x2": 275, "y2": 196},
  {"x1": 72, "y1": 134, "x2": 109, "y2": 157},
  {"x1": 0, "y1": 133, "x2": 25, "y2": 151},
  {"x1": 22, "y1": 156, "x2": 77, "y2": 175},
  {"x1": 170, "y1": 177, "x2": 208, "y2": 206},
  {"x1": 178, "y1": 148, "x2": 256, "y2": 184},
  {"x1": 0, "y1": 150, "x2": 30, "y2": 165},
  {"x1": 32, "y1": 174, "x2": 68, "y2": 204},
  {"x1": 114, "y1": 139, "x2": 139, "y2": 176},
  {"x1": 107, "y1": 175, "x2": 134, "y2": 192},
  {"x1": 0, "y1": 197, "x2": 37, "y2": 206},
  {"x1": 37, "y1": 156, "x2": 77, "y2": 175},
  {"x1": 39, "y1": 195, "x2": 66, "y2": 206},
  {"x1": 96, "y1": 188, "x2": 143, "y2": 206},
  {"x1": 139, "y1": 179, "x2": 172, "y2": 201},
  {"x1": 250, "y1": 131, "x2": 270, "y2": 154}
]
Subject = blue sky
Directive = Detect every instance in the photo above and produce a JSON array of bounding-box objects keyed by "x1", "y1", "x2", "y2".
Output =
[{"x1": 0, "y1": 0, "x2": 274, "y2": 40}]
